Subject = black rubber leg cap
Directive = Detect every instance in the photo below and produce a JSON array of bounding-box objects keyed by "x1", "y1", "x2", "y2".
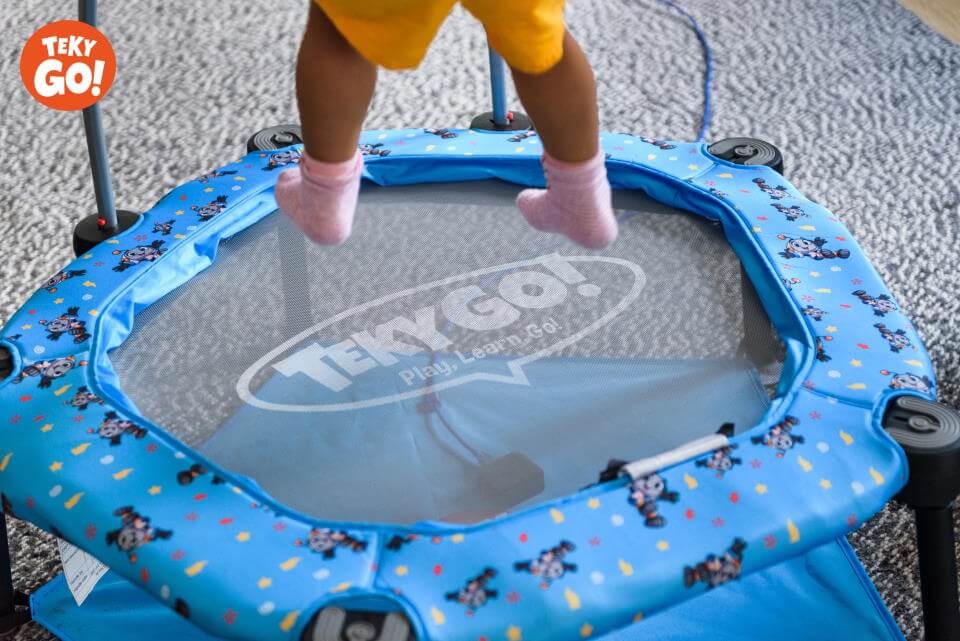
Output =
[
  {"x1": 72, "y1": 210, "x2": 140, "y2": 257},
  {"x1": 301, "y1": 607, "x2": 414, "y2": 641},
  {"x1": 469, "y1": 111, "x2": 533, "y2": 132},
  {"x1": 247, "y1": 125, "x2": 304, "y2": 153},
  {"x1": 706, "y1": 137, "x2": 784, "y2": 175}
]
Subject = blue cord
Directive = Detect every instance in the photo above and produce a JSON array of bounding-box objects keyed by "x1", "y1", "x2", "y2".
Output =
[{"x1": 653, "y1": 0, "x2": 714, "y2": 142}]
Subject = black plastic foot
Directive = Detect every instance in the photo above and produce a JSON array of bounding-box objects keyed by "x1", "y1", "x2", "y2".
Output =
[
  {"x1": 72, "y1": 210, "x2": 140, "y2": 257},
  {"x1": 706, "y1": 137, "x2": 784, "y2": 175},
  {"x1": 469, "y1": 111, "x2": 533, "y2": 132},
  {"x1": 0, "y1": 514, "x2": 30, "y2": 637},
  {"x1": 301, "y1": 607, "x2": 413, "y2": 641},
  {"x1": 247, "y1": 125, "x2": 303, "y2": 153},
  {"x1": 883, "y1": 395, "x2": 960, "y2": 641}
]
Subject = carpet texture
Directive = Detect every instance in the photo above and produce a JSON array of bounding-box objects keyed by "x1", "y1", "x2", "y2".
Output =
[{"x1": 1, "y1": 1, "x2": 958, "y2": 639}]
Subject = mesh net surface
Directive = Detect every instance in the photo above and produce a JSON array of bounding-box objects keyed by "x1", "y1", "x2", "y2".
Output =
[{"x1": 110, "y1": 180, "x2": 784, "y2": 524}]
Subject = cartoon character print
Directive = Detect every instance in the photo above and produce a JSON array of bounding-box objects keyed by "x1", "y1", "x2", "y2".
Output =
[
  {"x1": 424, "y1": 128, "x2": 457, "y2": 139},
  {"x1": 261, "y1": 149, "x2": 302, "y2": 171},
  {"x1": 39, "y1": 306, "x2": 90, "y2": 344},
  {"x1": 628, "y1": 473, "x2": 679, "y2": 528},
  {"x1": 514, "y1": 540, "x2": 577, "y2": 588},
  {"x1": 853, "y1": 290, "x2": 898, "y2": 317},
  {"x1": 881, "y1": 370, "x2": 933, "y2": 394},
  {"x1": 41, "y1": 269, "x2": 86, "y2": 293},
  {"x1": 708, "y1": 187, "x2": 727, "y2": 198},
  {"x1": 385, "y1": 534, "x2": 419, "y2": 551},
  {"x1": 753, "y1": 177, "x2": 790, "y2": 200},
  {"x1": 105, "y1": 506, "x2": 172, "y2": 562},
  {"x1": 750, "y1": 415, "x2": 803, "y2": 457},
  {"x1": 88, "y1": 411, "x2": 147, "y2": 446},
  {"x1": 446, "y1": 568, "x2": 498, "y2": 612},
  {"x1": 359, "y1": 143, "x2": 391, "y2": 157},
  {"x1": 695, "y1": 445, "x2": 742, "y2": 478},
  {"x1": 66, "y1": 385, "x2": 104, "y2": 411},
  {"x1": 13, "y1": 356, "x2": 85, "y2": 388},
  {"x1": 782, "y1": 277, "x2": 801, "y2": 290},
  {"x1": 683, "y1": 538, "x2": 747, "y2": 589},
  {"x1": 815, "y1": 335, "x2": 833, "y2": 362},
  {"x1": 152, "y1": 220, "x2": 175, "y2": 235},
  {"x1": 191, "y1": 195, "x2": 228, "y2": 222},
  {"x1": 196, "y1": 169, "x2": 237, "y2": 183},
  {"x1": 639, "y1": 136, "x2": 676, "y2": 150},
  {"x1": 295, "y1": 528, "x2": 368, "y2": 559},
  {"x1": 802, "y1": 305, "x2": 827, "y2": 321},
  {"x1": 772, "y1": 203, "x2": 807, "y2": 221},
  {"x1": 508, "y1": 130, "x2": 537, "y2": 143},
  {"x1": 176, "y1": 463, "x2": 225, "y2": 486},
  {"x1": 874, "y1": 323, "x2": 913, "y2": 353},
  {"x1": 113, "y1": 240, "x2": 165, "y2": 272},
  {"x1": 777, "y1": 235, "x2": 850, "y2": 261}
]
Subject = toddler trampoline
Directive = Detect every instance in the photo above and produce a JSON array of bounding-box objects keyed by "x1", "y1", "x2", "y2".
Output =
[{"x1": 2, "y1": 3, "x2": 960, "y2": 641}]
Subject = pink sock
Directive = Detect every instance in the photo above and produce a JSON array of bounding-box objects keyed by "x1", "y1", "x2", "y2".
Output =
[
  {"x1": 517, "y1": 149, "x2": 617, "y2": 249},
  {"x1": 275, "y1": 150, "x2": 363, "y2": 245}
]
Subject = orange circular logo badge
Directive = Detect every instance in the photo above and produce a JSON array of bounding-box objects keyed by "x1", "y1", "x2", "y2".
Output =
[{"x1": 19, "y1": 20, "x2": 117, "y2": 111}]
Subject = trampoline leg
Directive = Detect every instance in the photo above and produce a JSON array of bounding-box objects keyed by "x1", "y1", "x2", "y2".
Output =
[
  {"x1": 0, "y1": 513, "x2": 29, "y2": 634},
  {"x1": 914, "y1": 505, "x2": 960, "y2": 641}
]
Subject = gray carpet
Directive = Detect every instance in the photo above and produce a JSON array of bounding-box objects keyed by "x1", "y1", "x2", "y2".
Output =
[{"x1": 1, "y1": 1, "x2": 958, "y2": 639}]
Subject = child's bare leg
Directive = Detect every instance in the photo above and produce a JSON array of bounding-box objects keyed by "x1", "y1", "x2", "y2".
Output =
[
  {"x1": 510, "y1": 32, "x2": 599, "y2": 163},
  {"x1": 276, "y1": 4, "x2": 376, "y2": 245},
  {"x1": 297, "y1": 4, "x2": 377, "y2": 162},
  {"x1": 510, "y1": 31, "x2": 617, "y2": 249}
]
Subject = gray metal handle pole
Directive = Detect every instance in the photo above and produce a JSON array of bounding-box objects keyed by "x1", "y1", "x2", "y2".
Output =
[
  {"x1": 78, "y1": 0, "x2": 119, "y2": 232},
  {"x1": 487, "y1": 46, "x2": 510, "y2": 127}
]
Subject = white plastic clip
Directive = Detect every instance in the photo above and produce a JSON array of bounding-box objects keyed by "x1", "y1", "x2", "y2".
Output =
[{"x1": 619, "y1": 433, "x2": 729, "y2": 480}]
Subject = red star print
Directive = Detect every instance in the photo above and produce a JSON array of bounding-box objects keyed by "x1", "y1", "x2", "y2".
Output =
[
  {"x1": 506, "y1": 591, "x2": 521, "y2": 604},
  {"x1": 757, "y1": 216, "x2": 768, "y2": 220},
  {"x1": 846, "y1": 514, "x2": 859, "y2": 527},
  {"x1": 85, "y1": 524, "x2": 96, "y2": 539},
  {"x1": 135, "y1": 234, "x2": 148, "y2": 241},
  {"x1": 146, "y1": 443, "x2": 158, "y2": 453},
  {"x1": 782, "y1": 263, "x2": 793, "y2": 270},
  {"x1": 27, "y1": 310, "x2": 36, "y2": 316},
  {"x1": 179, "y1": 195, "x2": 187, "y2": 201},
  {"x1": 839, "y1": 303, "x2": 851, "y2": 309},
  {"x1": 18, "y1": 395, "x2": 30, "y2": 403},
  {"x1": 857, "y1": 343, "x2": 870, "y2": 350},
  {"x1": 588, "y1": 537, "x2": 601, "y2": 547},
  {"x1": 272, "y1": 522, "x2": 286, "y2": 532},
  {"x1": 519, "y1": 532, "x2": 528, "y2": 543},
  {"x1": 729, "y1": 492, "x2": 739, "y2": 504},
  {"x1": 431, "y1": 536, "x2": 442, "y2": 544},
  {"x1": 835, "y1": 236, "x2": 846, "y2": 241},
  {"x1": 193, "y1": 493, "x2": 207, "y2": 501},
  {"x1": 750, "y1": 459, "x2": 763, "y2": 469},
  {"x1": 851, "y1": 278, "x2": 863, "y2": 285},
  {"x1": 711, "y1": 517, "x2": 725, "y2": 527},
  {"x1": 465, "y1": 610, "x2": 475, "y2": 618},
  {"x1": 25, "y1": 497, "x2": 34, "y2": 509},
  {"x1": 224, "y1": 609, "x2": 238, "y2": 625},
  {"x1": 9, "y1": 415, "x2": 20, "y2": 425},
  {"x1": 801, "y1": 295, "x2": 814, "y2": 302},
  {"x1": 171, "y1": 550, "x2": 185, "y2": 561},
  {"x1": 93, "y1": 261, "x2": 104, "y2": 267},
  {"x1": 809, "y1": 411, "x2": 822, "y2": 420},
  {"x1": 219, "y1": 518, "x2": 233, "y2": 526},
  {"x1": 764, "y1": 535, "x2": 777, "y2": 549},
  {"x1": 433, "y1": 564, "x2": 443, "y2": 576},
  {"x1": 185, "y1": 512, "x2": 198, "y2": 521},
  {"x1": 140, "y1": 568, "x2": 149, "y2": 582},
  {"x1": 802, "y1": 380, "x2": 816, "y2": 390},
  {"x1": 33, "y1": 415, "x2": 45, "y2": 422},
  {"x1": 73, "y1": 415, "x2": 84, "y2": 422},
  {"x1": 685, "y1": 508, "x2": 695, "y2": 520}
]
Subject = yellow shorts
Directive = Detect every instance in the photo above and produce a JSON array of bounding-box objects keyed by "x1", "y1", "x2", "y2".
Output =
[{"x1": 313, "y1": 0, "x2": 566, "y2": 74}]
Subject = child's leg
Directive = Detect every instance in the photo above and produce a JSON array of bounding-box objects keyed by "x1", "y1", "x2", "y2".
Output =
[
  {"x1": 510, "y1": 32, "x2": 617, "y2": 249},
  {"x1": 275, "y1": 4, "x2": 377, "y2": 245}
]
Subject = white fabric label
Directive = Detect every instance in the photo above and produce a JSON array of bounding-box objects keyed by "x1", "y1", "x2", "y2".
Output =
[{"x1": 57, "y1": 539, "x2": 109, "y2": 606}]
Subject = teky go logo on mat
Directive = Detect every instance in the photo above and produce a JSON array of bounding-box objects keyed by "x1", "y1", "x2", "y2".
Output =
[
  {"x1": 20, "y1": 20, "x2": 116, "y2": 111},
  {"x1": 238, "y1": 253, "x2": 647, "y2": 413}
]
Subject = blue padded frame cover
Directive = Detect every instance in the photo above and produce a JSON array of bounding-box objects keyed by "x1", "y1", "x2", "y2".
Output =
[{"x1": 0, "y1": 129, "x2": 935, "y2": 641}]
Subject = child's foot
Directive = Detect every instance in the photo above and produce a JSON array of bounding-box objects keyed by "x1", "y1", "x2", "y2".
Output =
[
  {"x1": 516, "y1": 149, "x2": 617, "y2": 249},
  {"x1": 275, "y1": 150, "x2": 363, "y2": 245}
]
